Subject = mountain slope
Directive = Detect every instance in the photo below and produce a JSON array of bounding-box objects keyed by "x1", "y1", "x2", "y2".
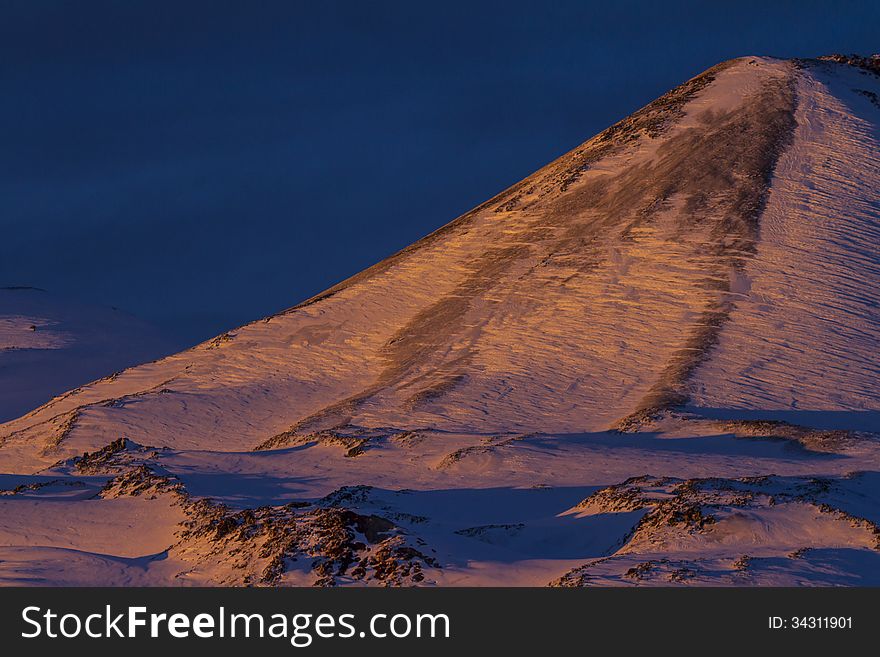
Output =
[
  {"x1": 0, "y1": 57, "x2": 801, "y2": 463},
  {"x1": 0, "y1": 288, "x2": 175, "y2": 423},
  {"x1": 689, "y1": 62, "x2": 880, "y2": 417},
  {"x1": 2, "y1": 55, "x2": 880, "y2": 587}
]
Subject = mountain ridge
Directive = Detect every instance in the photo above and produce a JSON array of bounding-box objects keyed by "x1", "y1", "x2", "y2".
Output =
[{"x1": 2, "y1": 54, "x2": 880, "y2": 586}]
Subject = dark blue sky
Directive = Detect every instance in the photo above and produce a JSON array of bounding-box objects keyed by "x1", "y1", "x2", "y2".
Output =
[{"x1": 2, "y1": 1, "x2": 878, "y2": 346}]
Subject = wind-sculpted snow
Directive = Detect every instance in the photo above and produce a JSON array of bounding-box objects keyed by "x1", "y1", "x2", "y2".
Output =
[
  {"x1": 2, "y1": 56, "x2": 880, "y2": 586},
  {"x1": 0, "y1": 57, "x2": 799, "y2": 466},
  {"x1": 689, "y1": 61, "x2": 880, "y2": 418}
]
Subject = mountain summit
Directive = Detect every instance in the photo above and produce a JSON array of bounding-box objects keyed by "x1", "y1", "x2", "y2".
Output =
[{"x1": 3, "y1": 56, "x2": 880, "y2": 586}]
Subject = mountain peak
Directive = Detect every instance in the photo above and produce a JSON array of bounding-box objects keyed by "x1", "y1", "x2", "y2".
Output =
[
  {"x1": 3, "y1": 54, "x2": 880, "y2": 586},
  {"x1": 817, "y1": 52, "x2": 880, "y2": 72}
]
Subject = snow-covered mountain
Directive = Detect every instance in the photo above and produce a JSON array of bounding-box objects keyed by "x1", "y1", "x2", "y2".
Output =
[
  {"x1": 0, "y1": 287, "x2": 175, "y2": 423},
  {"x1": 2, "y1": 55, "x2": 880, "y2": 586}
]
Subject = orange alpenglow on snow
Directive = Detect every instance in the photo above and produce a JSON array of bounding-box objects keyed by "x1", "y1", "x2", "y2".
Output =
[{"x1": 2, "y1": 55, "x2": 880, "y2": 586}]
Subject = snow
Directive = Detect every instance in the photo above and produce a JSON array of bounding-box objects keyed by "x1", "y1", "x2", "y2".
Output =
[
  {"x1": 689, "y1": 61, "x2": 880, "y2": 416},
  {"x1": 0, "y1": 57, "x2": 799, "y2": 465},
  {"x1": 2, "y1": 57, "x2": 880, "y2": 587},
  {"x1": 0, "y1": 288, "x2": 176, "y2": 423}
]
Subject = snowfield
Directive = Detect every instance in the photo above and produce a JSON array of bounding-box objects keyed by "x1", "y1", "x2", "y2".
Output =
[
  {"x1": 689, "y1": 62, "x2": 880, "y2": 416},
  {"x1": 0, "y1": 288, "x2": 175, "y2": 423},
  {"x1": 2, "y1": 55, "x2": 880, "y2": 586}
]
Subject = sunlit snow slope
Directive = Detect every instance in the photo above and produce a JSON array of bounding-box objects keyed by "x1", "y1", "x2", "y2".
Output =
[
  {"x1": 689, "y1": 62, "x2": 880, "y2": 420},
  {"x1": 2, "y1": 56, "x2": 880, "y2": 587}
]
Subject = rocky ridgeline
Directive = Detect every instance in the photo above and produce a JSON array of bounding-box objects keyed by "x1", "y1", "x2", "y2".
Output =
[
  {"x1": 254, "y1": 426, "x2": 423, "y2": 455},
  {"x1": 554, "y1": 473, "x2": 880, "y2": 586},
  {"x1": 175, "y1": 493, "x2": 439, "y2": 586},
  {"x1": 616, "y1": 410, "x2": 869, "y2": 455},
  {"x1": 68, "y1": 437, "x2": 164, "y2": 474},
  {"x1": 90, "y1": 445, "x2": 439, "y2": 586},
  {"x1": 818, "y1": 53, "x2": 880, "y2": 75}
]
